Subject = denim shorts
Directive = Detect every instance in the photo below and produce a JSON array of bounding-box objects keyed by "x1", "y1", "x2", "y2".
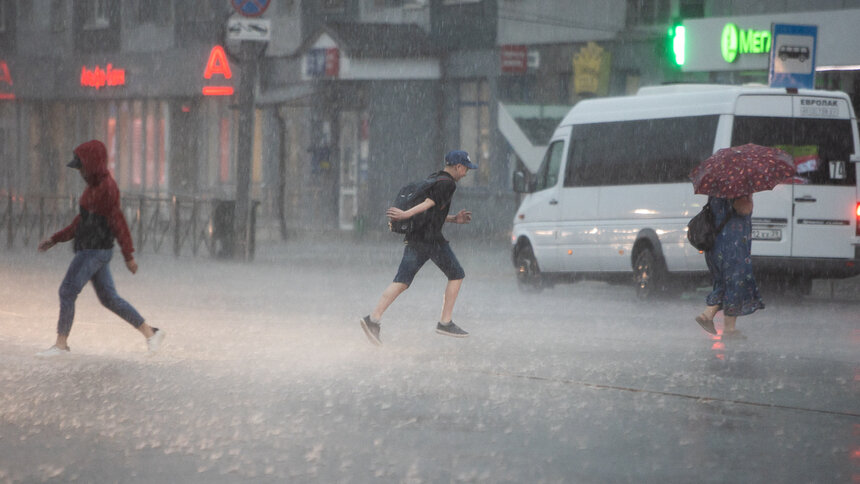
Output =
[{"x1": 393, "y1": 241, "x2": 465, "y2": 286}]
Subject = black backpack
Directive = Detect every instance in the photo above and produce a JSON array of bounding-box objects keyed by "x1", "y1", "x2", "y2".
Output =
[
  {"x1": 389, "y1": 174, "x2": 441, "y2": 234},
  {"x1": 687, "y1": 202, "x2": 731, "y2": 252}
]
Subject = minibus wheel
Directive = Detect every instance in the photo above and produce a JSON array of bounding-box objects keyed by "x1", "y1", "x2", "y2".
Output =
[
  {"x1": 515, "y1": 244, "x2": 543, "y2": 293},
  {"x1": 633, "y1": 247, "x2": 667, "y2": 300}
]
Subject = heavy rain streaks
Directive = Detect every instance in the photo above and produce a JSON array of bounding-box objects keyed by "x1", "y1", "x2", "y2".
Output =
[{"x1": 1, "y1": 237, "x2": 857, "y2": 483}]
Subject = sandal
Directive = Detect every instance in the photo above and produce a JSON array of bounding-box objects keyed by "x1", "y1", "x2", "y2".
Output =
[
  {"x1": 722, "y1": 329, "x2": 747, "y2": 340},
  {"x1": 695, "y1": 314, "x2": 717, "y2": 335}
]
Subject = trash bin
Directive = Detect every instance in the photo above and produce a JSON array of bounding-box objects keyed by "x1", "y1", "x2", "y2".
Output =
[{"x1": 211, "y1": 200, "x2": 259, "y2": 260}]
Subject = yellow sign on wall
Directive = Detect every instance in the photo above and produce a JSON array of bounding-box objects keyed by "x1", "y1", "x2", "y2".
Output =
[{"x1": 573, "y1": 42, "x2": 611, "y2": 96}]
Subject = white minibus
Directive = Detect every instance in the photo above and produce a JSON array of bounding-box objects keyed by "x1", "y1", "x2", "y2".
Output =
[{"x1": 511, "y1": 84, "x2": 860, "y2": 298}]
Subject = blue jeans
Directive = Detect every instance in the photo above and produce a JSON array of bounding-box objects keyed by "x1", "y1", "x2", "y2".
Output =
[
  {"x1": 393, "y1": 241, "x2": 465, "y2": 286},
  {"x1": 57, "y1": 249, "x2": 145, "y2": 336}
]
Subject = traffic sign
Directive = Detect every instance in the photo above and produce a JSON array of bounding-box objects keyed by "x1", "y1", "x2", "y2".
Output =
[
  {"x1": 227, "y1": 17, "x2": 271, "y2": 42},
  {"x1": 231, "y1": 0, "x2": 270, "y2": 18},
  {"x1": 769, "y1": 23, "x2": 817, "y2": 89}
]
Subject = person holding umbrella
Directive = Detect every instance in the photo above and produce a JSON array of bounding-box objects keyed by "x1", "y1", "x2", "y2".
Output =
[
  {"x1": 689, "y1": 144, "x2": 795, "y2": 339},
  {"x1": 36, "y1": 140, "x2": 165, "y2": 357}
]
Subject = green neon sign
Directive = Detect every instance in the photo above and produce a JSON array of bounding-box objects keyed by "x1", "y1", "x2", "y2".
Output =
[
  {"x1": 669, "y1": 24, "x2": 686, "y2": 66},
  {"x1": 721, "y1": 23, "x2": 771, "y2": 63}
]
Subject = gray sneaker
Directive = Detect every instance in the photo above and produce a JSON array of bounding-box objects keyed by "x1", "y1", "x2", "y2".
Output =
[
  {"x1": 147, "y1": 328, "x2": 166, "y2": 354},
  {"x1": 436, "y1": 321, "x2": 469, "y2": 338},
  {"x1": 36, "y1": 345, "x2": 70, "y2": 358},
  {"x1": 360, "y1": 316, "x2": 381, "y2": 346}
]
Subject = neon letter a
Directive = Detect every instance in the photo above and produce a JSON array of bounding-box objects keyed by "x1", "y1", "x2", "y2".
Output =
[
  {"x1": 0, "y1": 61, "x2": 12, "y2": 87},
  {"x1": 204, "y1": 46, "x2": 232, "y2": 80}
]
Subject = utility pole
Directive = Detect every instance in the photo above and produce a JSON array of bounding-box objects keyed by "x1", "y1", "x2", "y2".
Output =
[
  {"x1": 233, "y1": 41, "x2": 257, "y2": 261},
  {"x1": 225, "y1": 7, "x2": 271, "y2": 261}
]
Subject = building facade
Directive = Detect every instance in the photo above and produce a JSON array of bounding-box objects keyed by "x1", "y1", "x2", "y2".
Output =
[{"x1": 1, "y1": 0, "x2": 859, "y2": 240}]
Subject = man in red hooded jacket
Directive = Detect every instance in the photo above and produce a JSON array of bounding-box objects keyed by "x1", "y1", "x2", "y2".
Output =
[{"x1": 36, "y1": 139, "x2": 165, "y2": 356}]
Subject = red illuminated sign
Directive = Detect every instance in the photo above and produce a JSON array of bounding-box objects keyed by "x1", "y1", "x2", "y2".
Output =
[
  {"x1": 500, "y1": 45, "x2": 528, "y2": 74},
  {"x1": 202, "y1": 45, "x2": 234, "y2": 96},
  {"x1": 0, "y1": 60, "x2": 14, "y2": 100},
  {"x1": 81, "y1": 64, "x2": 126, "y2": 90}
]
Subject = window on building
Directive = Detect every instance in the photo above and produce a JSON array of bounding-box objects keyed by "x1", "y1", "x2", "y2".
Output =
[
  {"x1": 16, "y1": 1, "x2": 30, "y2": 25},
  {"x1": 139, "y1": 0, "x2": 172, "y2": 25},
  {"x1": 50, "y1": 0, "x2": 67, "y2": 32},
  {"x1": 458, "y1": 79, "x2": 491, "y2": 187},
  {"x1": 279, "y1": 0, "x2": 296, "y2": 14},
  {"x1": 679, "y1": 0, "x2": 704, "y2": 19},
  {"x1": 84, "y1": 0, "x2": 110, "y2": 30},
  {"x1": 321, "y1": 0, "x2": 347, "y2": 13},
  {"x1": 625, "y1": 0, "x2": 670, "y2": 26},
  {"x1": 0, "y1": 1, "x2": 7, "y2": 33},
  {"x1": 373, "y1": 0, "x2": 426, "y2": 7}
]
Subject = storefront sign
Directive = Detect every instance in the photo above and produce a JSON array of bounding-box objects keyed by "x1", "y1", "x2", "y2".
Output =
[
  {"x1": 500, "y1": 45, "x2": 528, "y2": 74},
  {"x1": 80, "y1": 64, "x2": 126, "y2": 90},
  {"x1": 202, "y1": 45, "x2": 235, "y2": 96},
  {"x1": 305, "y1": 48, "x2": 339, "y2": 78},
  {"x1": 573, "y1": 42, "x2": 610, "y2": 96},
  {"x1": 721, "y1": 23, "x2": 771, "y2": 63},
  {"x1": 0, "y1": 60, "x2": 13, "y2": 100}
]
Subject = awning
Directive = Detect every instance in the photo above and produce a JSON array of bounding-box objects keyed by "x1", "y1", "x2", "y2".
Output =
[{"x1": 498, "y1": 103, "x2": 569, "y2": 173}]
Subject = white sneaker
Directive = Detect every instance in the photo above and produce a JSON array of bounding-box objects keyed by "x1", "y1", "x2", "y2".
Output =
[
  {"x1": 147, "y1": 328, "x2": 166, "y2": 354},
  {"x1": 36, "y1": 345, "x2": 70, "y2": 358}
]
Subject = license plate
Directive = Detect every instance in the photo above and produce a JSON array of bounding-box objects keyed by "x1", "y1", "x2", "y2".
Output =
[{"x1": 752, "y1": 228, "x2": 781, "y2": 241}]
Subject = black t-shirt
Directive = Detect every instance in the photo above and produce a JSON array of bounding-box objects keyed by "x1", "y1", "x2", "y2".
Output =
[{"x1": 405, "y1": 170, "x2": 456, "y2": 244}]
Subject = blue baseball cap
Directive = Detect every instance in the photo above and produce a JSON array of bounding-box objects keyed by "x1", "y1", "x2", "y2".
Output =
[{"x1": 445, "y1": 150, "x2": 478, "y2": 169}]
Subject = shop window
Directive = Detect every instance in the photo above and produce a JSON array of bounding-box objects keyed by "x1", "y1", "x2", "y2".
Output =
[
  {"x1": 132, "y1": 101, "x2": 144, "y2": 187},
  {"x1": 145, "y1": 104, "x2": 157, "y2": 189},
  {"x1": 106, "y1": 103, "x2": 117, "y2": 175},
  {"x1": 458, "y1": 79, "x2": 490, "y2": 187},
  {"x1": 219, "y1": 117, "x2": 231, "y2": 184}
]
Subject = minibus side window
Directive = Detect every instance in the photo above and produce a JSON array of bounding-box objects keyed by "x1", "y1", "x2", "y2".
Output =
[
  {"x1": 563, "y1": 116, "x2": 718, "y2": 187},
  {"x1": 534, "y1": 140, "x2": 565, "y2": 191},
  {"x1": 732, "y1": 116, "x2": 856, "y2": 186},
  {"x1": 564, "y1": 135, "x2": 586, "y2": 187}
]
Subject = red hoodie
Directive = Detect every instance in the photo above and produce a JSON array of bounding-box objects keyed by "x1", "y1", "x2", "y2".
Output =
[{"x1": 50, "y1": 140, "x2": 135, "y2": 261}]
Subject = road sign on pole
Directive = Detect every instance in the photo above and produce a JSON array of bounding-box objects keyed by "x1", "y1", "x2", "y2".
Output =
[
  {"x1": 227, "y1": 17, "x2": 271, "y2": 41},
  {"x1": 231, "y1": 0, "x2": 271, "y2": 17},
  {"x1": 769, "y1": 23, "x2": 817, "y2": 89}
]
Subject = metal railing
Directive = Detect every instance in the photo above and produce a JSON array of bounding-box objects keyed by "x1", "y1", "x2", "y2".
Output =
[{"x1": 1, "y1": 194, "x2": 220, "y2": 257}]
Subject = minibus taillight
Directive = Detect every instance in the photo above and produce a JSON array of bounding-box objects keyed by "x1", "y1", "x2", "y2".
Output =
[{"x1": 856, "y1": 202, "x2": 860, "y2": 236}]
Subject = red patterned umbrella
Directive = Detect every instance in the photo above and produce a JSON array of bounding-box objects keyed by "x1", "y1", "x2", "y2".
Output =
[{"x1": 689, "y1": 143, "x2": 796, "y2": 198}]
